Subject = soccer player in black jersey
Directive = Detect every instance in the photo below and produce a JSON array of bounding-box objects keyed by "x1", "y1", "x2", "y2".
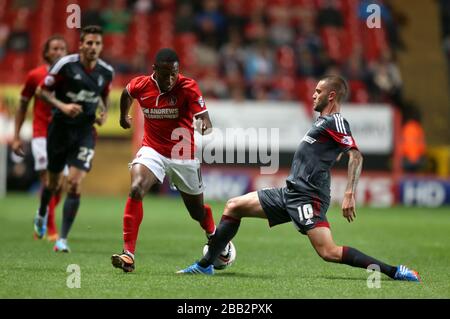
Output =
[
  {"x1": 178, "y1": 76, "x2": 420, "y2": 282},
  {"x1": 35, "y1": 25, "x2": 114, "y2": 252}
]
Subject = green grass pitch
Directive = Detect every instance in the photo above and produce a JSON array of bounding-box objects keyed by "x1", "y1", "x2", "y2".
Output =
[{"x1": 0, "y1": 193, "x2": 449, "y2": 299}]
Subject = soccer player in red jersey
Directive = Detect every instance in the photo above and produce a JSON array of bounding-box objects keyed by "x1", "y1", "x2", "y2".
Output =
[
  {"x1": 12, "y1": 35, "x2": 68, "y2": 241},
  {"x1": 111, "y1": 48, "x2": 217, "y2": 272},
  {"x1": 178, "y1": 76, "x2": 420, "y2": 282}
]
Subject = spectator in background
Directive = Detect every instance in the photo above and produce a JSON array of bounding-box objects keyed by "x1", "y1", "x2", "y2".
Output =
[
  {"x1": 225, "y1": 69, "x2": 246, "y2": 102},
  {"x1": 175, "y1": 1, "x2": 196, "y2": 34},
  {"x1": 297, "y1": 49, "x2": 323, "y2": 78},
  {"x1": 129, "y1": 49, "x2": 150, "y2": 74},
  {"x1": 244, "y1": 42, "x2": 275, "y2": 100},
  {"x1": 195, "y1": 0, "x2": 227, "y2": 49},
  {"x1": 0, "y1": 24, "x2": 9, "y2": 60},
  {"x1": 343, "y1": 46, "x2": 371, "y2": 102},
  {"x1": 296, "y1": 19, "x2": 324, "y2": 60},
  {"x1": 197, "y1": 67, "x2": 229, "y2": 99},
  {"x1": 369, "y1": 48, "x2": 403, "y2": 105},
  {"x1": 224, "y1": 0, "x2": 247, "y2": 34},
  {"x1": 12, "y1": 0, "x2": 36, "y2": 10},
  {"x1": 343, "y1": 46, "x2": 368, "y2": 81},
  {"x1": 101, "y1": 0, "x2": 132, "y2": 34},
  {"x1": 81, "y1": 0, "x2": 103, "y2": 27},
  {"x1": 219, "y1": 28, "x2": 246, "y2": 77},
  {"x1": 268, "y1": 5, "x2": 296, "y2": 48},
  {"x1": 6, "y1": 8, "x2": 30, "y2": 53},
  {"x1": 316, "y1": 0, "x2": 344, "y2": 29},
  {"x1": 400, "y1": 107, "x2": 427, "y2": 173},
  {"x1": 244, "y1": 41, "x2": 275, "y2": 84},
  {"x1": 244, "y1": 5, "x2": 270, "y2": 45},
  {"x1": 131, "y1": 0, "x2": 153, "y2": 13}
]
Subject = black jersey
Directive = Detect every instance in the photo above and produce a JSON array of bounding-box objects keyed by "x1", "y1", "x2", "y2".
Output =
[
  {"x1": 42, "y1": 53, "x2": 114, "y2": 126},
  {"x1": 286, "y1": 113, "x2": 359, "y2": 202}
]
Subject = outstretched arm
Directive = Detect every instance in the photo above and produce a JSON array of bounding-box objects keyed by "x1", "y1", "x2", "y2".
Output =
[
  {"x1": 342, "y1": 149, "x2": 363, "y2": 223},
  {"x1": 119, "y1": 88, "x2": 134, "y2": 129}
]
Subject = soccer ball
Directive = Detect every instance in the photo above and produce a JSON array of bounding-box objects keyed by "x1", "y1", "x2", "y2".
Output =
[{"x1": 202, "y1": 241, "x2": 236, "y2": 270}]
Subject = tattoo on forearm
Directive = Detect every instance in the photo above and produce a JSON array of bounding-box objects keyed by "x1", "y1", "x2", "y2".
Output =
[{"x1": 346, "y1": 151, "x2": 363, "y2": 193}]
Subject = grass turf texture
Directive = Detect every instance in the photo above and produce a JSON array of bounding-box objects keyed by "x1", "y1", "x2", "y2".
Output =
[{"x1": 0, "y1": 193, "x2": 449, "y2": 299}]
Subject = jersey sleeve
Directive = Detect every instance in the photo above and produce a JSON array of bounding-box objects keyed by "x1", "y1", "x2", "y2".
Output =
[
  {"x1": 20, "y1": 70, "x2": 39, "y2": 102},
  {"x1": 40, "y1": 63, "x2": 65, "y2": 91},
  {"x1": 102, "y1": 80, "x2": 113, "y2": 98},
  {"x1": 324, "y1": 114, "x2": 359, "y2": 152},
  {"x1": 126, "y1": 75, "x2": 147, "y2": 99},
  {"x1": 185, "y1": 80, "x2": 207, "y2": 117},
  {"x1": 102, "y1": 69, "x2": 114, "y2": 98}
]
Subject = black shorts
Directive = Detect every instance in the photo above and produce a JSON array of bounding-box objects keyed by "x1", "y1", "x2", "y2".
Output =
[
  {"x1": 47, "y1": 121, "x2": 97, "y2": 173},
  {"x1": 257, "y1": 187, "x2": 330, "y2": 235}
]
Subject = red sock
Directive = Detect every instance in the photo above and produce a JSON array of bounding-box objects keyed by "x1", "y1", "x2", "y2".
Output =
[
  {"x1": 200, "y1": 204, "x2": 216, "y2": 235},
  {"x1": 53, "y1": 191, "x2": 62, "y2": 207},
  {"x1": 47, "y1": 196, "x2": 57, "y2": 234},
  {"x1": 123, "y1": 197, "x2": 143, "y2": 254}
]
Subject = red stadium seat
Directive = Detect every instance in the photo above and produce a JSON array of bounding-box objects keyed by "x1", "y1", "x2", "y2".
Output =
[
  {"x1": 320, "y1": 26, "x2": 345, "y2": 63},
  {"x1": 276, "y1": 46, "x2": 296, "y2": 70},
  {"x1": 348, "y1": 80, "x2": 369, "y2": 103},
  {"x1": 361, "y1": 21, "x2": 389, "y2": 62},
  {"x1": 174, "y1": 33, "x2": 198, "y2": 66}
]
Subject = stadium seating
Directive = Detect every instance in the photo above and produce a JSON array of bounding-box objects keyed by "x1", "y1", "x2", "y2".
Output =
[{"x1": 0, "y1": 0, "x2": 394, "y2": 104}]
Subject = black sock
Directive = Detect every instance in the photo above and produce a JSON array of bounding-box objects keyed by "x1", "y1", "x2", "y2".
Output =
[
  {"x1": 198, "y1": 215, "x2": 241, "y2": 268},
  {"x1": 60, "y1": 193, "x2": 80, "y2": 239},
  {"x1": 341, "y1": 246, "x2": 397, "y2": 278},
  {"x1": 38, "y1": 187, "x2": 53, "y2": 217}
]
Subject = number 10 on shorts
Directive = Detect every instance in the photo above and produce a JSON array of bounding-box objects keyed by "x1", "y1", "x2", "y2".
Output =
[{"x1": 297, "y1": 204, "x2": 314, "y2": 221}]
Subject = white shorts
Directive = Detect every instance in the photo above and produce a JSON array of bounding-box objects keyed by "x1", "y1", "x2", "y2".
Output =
[
  {"x1": 31, "y1": 137, "x2": 69, "y2": 175},
  {"x1": 131, "y1": 146, "x2": 204, "y2": 195}
]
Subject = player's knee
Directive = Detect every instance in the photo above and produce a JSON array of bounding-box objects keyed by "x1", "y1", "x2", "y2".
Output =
[
  {"x1": 223, "y1": 198, "x2": 242, "y2": 219},
  {"x1": 66, "y1": 178, "x2": 81, "y2": 194},
  {"x1": 47, "y1": 179, "x2": 60, "y2": 193},
  {"x1": 318, "y1": 246, "x2": 341, "y2": 263},
  {"x1": 129, "y1": 183, "x2": 145, "y2": 200}
]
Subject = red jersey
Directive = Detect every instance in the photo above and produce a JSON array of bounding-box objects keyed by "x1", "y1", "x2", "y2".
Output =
[
  {"x1": 126, "y1": 74, "x2": 207, "y2": 159},
  {"x1": 20, "y1": 65, "x2": 52, "y2": 138}
]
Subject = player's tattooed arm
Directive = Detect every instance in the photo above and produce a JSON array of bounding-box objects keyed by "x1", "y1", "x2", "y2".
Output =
[
  {"x1": 36, "y1": 87, "x2": 82, "y2": 118},
  {"x1": 119, "y1": 88, "x2": 133, "y2": 129},
  {"x1": 342, "y1": 149, "x2": 363, "y2": 223},
  {"x1": 194, "y1": 111, "x2": 212, "y2": 135}
]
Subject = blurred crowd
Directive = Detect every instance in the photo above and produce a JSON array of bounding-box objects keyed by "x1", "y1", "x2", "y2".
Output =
[{"x1": 0, "y1": 0, "x2": 409, "y2": 107}]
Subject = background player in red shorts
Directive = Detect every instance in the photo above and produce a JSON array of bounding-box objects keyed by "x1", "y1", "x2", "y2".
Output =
[
  {"x1": 12, "y1": 35, "x2": 67, "y2": 241},
  {"x1": 111, "y1": 48, "x2": 216, "y2": 272}
]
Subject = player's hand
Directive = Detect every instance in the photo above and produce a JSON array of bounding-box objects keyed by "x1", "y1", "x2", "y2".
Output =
[
  {"x1": 95, "y1": 111, "x2": 107, "y2": 126},
  {"x1": 12, "y1": 138, "x2": 25, "y2": 157},
  {"x1": 62, "y1": 103, "x2": 83, "y2": 118},
  {"x1": 342, "y1": 192, "x2": 356, "y2": 223},
  {"x1": 120, "y1": 115, "x2": 132, "y2": 129},
  {"x1": 194, "y1": 118, "x2": 212, "y2": 135}
]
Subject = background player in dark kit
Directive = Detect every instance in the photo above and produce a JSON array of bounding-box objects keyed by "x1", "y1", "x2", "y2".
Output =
[{"x1": 35, "y1": 25, "x2": 114, "y2": 252}]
